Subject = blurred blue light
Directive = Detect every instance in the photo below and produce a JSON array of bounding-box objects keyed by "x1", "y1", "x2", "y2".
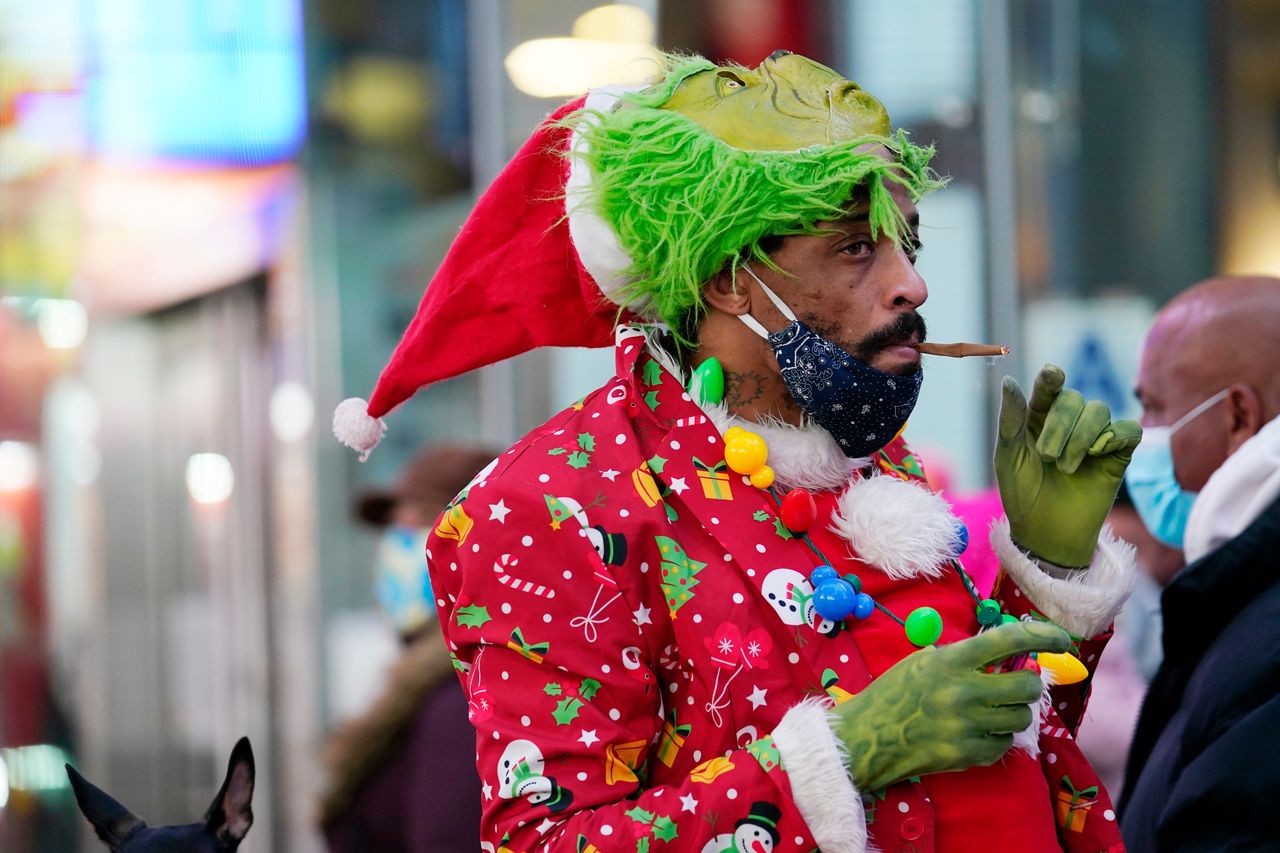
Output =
[{"x1": 85, "y1": 0, "x2": 306, "y2": 165}]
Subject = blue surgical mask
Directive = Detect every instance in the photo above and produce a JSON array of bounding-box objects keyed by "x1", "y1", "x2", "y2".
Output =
[
  {"x1": 1125, "y1": 388, "x2": 1229, "y2": 548},
  {"x1": 737, "y1": 265, "x2": 923, "y2": 459},
  {"x1": 373, "y1": 525, "x2": 435, "y2": 635}
]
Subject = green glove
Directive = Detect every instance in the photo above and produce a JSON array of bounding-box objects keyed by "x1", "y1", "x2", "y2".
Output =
[
  {"x1": 994, "y1": 365, "x2": 1143, "y2": 568},
  {"x1": 833, "y1": 621, "x2": 1071, "y2": 792}
]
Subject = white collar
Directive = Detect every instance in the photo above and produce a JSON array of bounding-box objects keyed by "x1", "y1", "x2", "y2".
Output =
[{"x1": 1184, "y1": 413, "x2": 1280, "y2": 563}]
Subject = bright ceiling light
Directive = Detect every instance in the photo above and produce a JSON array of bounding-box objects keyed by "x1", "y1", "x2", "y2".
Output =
[
  {"x1": 572, "y1": 4, "x2": 655, "y2": 44},
  {"x1": 35, "y1": 298, "x2": 88, "y2": 350},
  {"x1": 270, "y1": 381, "x2": 314, "y2": 442},
  {"x1": 185, "y1": 453, "x2": 234, "y2": 504},
  {"x1": 505, "y1": 38, "x2": 659, "y2": 98},
  {"x1": 0, "y1": 442, "x2": 39, "y2": 492}
]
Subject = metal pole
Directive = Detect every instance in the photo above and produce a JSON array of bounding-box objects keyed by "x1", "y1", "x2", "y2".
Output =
[
  {"x1": 468, "y1": 0, "x2": 518, "y2": 447},
  {"x1": 979, "y1": 0, "x2": 1022, "y2": 441}
]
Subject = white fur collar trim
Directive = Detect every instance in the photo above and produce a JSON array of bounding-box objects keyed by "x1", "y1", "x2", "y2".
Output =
[
  {"x1": 829, "y1": 475, "x2": 961, "y2": 581},
  {"x1": 703, "y1": 402, "x2": 867, "y2": 493}
]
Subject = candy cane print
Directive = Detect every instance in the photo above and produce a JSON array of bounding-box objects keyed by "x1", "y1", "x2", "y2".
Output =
[{"x1": 493, "y1": 553, "x2": 557, "y2": 598}]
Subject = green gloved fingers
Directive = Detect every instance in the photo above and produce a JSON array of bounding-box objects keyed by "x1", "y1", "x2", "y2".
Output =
[
  {"x1": 833, "y1": 621, "x2": 1070, "y2": 793},
  {"x1": 1058, "y1": 400, "x2": 1112, "y2": 475},
  {"x1": 995, "y1": 364, "x2": 1143, "y2": 567},
  {"x1": 1035, "y1": 388, "x2": 1085, "y2": 463}
]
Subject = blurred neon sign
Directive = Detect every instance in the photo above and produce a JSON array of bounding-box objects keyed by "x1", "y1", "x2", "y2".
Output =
[{"x1": 85, "y1": 0, "x2": 306, "y2": 165}]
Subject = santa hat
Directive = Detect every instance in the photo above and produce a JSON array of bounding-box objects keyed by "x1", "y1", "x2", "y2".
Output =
[
  {"x1": 334, "y1": 55, "x2": 941, "y2": 459},
  {"x1": 332, "y1": 85, "x2": 651, "y2": 460}
]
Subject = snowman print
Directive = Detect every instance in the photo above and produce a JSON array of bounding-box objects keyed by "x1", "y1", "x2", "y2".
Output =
[
  {"x1": 760, "y1": 569, "x2": 837, "y2": 636},
  {"x1": 496, "y1": 739, "x2": 574, "y2": 813},
  {"x1": 699, "y1": 801, "x2": 782, "y2": 853}
]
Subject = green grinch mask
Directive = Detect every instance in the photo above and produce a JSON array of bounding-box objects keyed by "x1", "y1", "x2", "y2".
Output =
[
  {"x1": 566, "y1": 53, "x2": 944, "y2": 342},
  {"x1": 657, "y1": 52, "x2": 891, "y2": 151}
]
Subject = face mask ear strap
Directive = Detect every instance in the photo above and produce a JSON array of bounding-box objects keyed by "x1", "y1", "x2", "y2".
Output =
[
  {"x1": 1170, "y1": 387, "x2": 1231, "y2": 434},
  {"x1": 735, "y1": 264, "x2": 795, "y2": 339},
  {"x1": 741, "y1": 264, "x2": 798, "y2": 320}
]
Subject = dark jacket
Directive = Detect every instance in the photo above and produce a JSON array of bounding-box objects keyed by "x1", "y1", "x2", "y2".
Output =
[
  {"x1": 321, "y1": 627, "x2": 482, "y2": 852},
  {"x1": 1120, "y1": 492, "x2": 1280, "y2": 852}
]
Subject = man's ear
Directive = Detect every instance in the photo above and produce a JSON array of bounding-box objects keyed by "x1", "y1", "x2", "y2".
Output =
[
  {"x1": 702, "y1": 267, "x2": 753, "y2": 316},
  {"x1": 66, "y1": 765, "x2": 146, "y2": 848},
  {"x1": 1225, "y1": 384, "x2": 1265, "y2": 455},
  {"x1": 205, "y1": 737, "x2": 255, "y2": 843}
]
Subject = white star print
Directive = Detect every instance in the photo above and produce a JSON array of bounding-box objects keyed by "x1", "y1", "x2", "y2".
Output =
[
  {"x1": 668, "y1": 476, "x2": 689, "y2": 495},
  {"x1": 633, "y1": 604, "x2": 652, "y2": 626},
  {"x1": 482, "y1": 781, "x2": 493, "y2": 800},
  {"x1": 536, "y1": 817, "x2": 557, "y2": 835},
  {"x1": 601, "y1": 469, "x2": 621, "y2": 481},
  {"x1": 747, "y1": 685, "x2": 768, "y2": 709},
  {"x1": 680, "y1": 792, "x2": 699, "y2": 813},
  {"x1": 578, "y1": 729, "x2": 599, "y2": 747},
  {"x1": 488, "y1": 500, "x2": 511, "y2": 523}
]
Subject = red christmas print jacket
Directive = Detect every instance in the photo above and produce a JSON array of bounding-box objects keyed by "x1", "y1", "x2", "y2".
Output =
[{"x1": 427, "y1": 326, "x2": 1130, "y2": 853}]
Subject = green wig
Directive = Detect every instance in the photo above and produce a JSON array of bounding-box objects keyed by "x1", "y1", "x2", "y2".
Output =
[{"x1": 565, "y1": 57, "x2": 945, "y2": 344}]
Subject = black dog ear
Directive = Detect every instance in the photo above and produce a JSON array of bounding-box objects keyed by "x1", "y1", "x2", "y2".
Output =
[
  {"x1": 66, "y1": 764, "x2": 145, "y2": 848},
  {"x1": 204, "y1": 737, "x2": 255, "y2": 844}
]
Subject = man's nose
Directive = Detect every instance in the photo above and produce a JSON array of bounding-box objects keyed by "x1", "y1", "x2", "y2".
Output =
[{"x1": 883, "y1": 255, "x2": 928, "y2": 309}]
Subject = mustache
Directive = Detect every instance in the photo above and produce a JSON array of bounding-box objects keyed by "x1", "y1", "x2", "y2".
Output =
[{"x1": 853, "y1": 311, "x2": 928, "y2": 363}]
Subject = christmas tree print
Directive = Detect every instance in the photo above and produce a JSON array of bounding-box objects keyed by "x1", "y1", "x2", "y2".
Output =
[
  {"x1": 545, "y1": 495, "x2": 576, "y2": 530},
  {"x1": 656, "y1": 536, "x2": 704, "y2": 618}
]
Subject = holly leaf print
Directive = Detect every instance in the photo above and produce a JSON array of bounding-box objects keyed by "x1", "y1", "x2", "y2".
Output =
[
  {"x1": 577, "y1": 433, "x2": 596, "y2": 452},
  {"x1": 455, "y1": 604, "x2": 491, "y2": 628},
  {"x1": 553, "y1": 696, "x2": 584, "y2": 725},
  {"x1": 636, "y1": 838, "x2": 650, "y2": 853},
  {"x1": 547, "y1": 447, "x2": 568, "y2": 456},
  {"x1": 647, "y1": 455, "x2": 668, "y2": 475},
  {"x1": 543, "y1": 682, "x2": 563, "y2": 696},
  {"x1": 578, "y1": 677, "x2": 602, "y2": 701},
  {"x1": 752, "y1": 510, "x2": 770, "y2": 522},
  {"x1": 643, "y1": 390, "x2": 660, "y2": 411},
  {"x1": 772, "y1": 517, "x2": 794, "y2": 540},
  {"x1": 566, "y1": 451, "x2": 591, "y2": 469},
  {"x1": 625, "y1": 805, "x2": 656, "y2": 824},
  {"x1": 651, "y1": 816, "x2": 678, "y2": 842}
]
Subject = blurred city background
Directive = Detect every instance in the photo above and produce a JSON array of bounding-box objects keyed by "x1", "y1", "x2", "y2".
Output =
[{"x1": 1, "y1": 0, "x2": 1278, "y2": 849}]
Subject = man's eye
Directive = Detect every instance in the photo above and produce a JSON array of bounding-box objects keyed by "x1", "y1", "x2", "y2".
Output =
[
  {"x1": 907, "y1": 240, "x2": 923, "y2": 264},
  {"x1": 840, "y1": 238, "x2": 874, "y2": 257}
]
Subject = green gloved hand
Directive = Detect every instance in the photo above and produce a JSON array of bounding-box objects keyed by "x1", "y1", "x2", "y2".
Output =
[
  {"x1": 994, "y1": 365, "x2": 1143, "y2": 568},
  {"x1": 833, "y1": 621, "x2": 1071, "y2": 792}
]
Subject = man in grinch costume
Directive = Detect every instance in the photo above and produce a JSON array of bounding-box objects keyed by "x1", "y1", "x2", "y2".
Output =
[{"x1": 336, "y1": 52, "x2": 1140, "y2": 853}]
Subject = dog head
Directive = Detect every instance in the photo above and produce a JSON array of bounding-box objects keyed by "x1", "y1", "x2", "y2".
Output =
[{"x1": 68, "y1": 737, "x2": 255, "y2": 852}]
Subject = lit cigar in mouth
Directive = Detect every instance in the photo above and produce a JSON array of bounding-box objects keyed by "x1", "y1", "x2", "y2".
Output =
[{"x1": 912, "y1": 342, "x2": 1011, "y2": 358}]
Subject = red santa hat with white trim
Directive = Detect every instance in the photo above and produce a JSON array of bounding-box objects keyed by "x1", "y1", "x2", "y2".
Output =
[{"x1": 332, "y1": 86, "x2": 646, "y2": 460}]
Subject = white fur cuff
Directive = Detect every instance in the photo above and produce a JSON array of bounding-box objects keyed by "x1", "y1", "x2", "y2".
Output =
[
  {"x1": 990, "y1": 519, "x2": 1137, "y2": 638},
  {"x1": 772, "y1": 697, "x2": 869, "y2": 853}
]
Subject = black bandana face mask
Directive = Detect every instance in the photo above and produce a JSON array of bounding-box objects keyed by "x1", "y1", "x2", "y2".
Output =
[{"x1": 737, "y1": 265, "x2": 923, "y2": 459}]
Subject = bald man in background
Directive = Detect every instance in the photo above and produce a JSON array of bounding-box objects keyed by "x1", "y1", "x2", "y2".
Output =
[{"x1": 1120, "y1": 276, "x2": 1280, "y2": 851}]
